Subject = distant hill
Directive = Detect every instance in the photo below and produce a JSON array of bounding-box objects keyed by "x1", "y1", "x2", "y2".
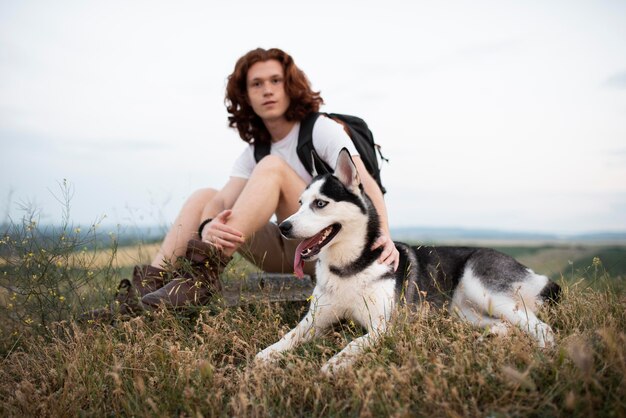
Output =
[
  {"x1": 119, "y1": 225, "x2": 626, "y2": 244},
  {"x1": 3, "y1": 222, "x2": 625, "y2": 247},
  {"x1": 390, "y1": 226, "x2": 626, "y2": 244}
]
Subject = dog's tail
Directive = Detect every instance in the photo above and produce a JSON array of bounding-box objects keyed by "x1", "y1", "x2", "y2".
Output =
[{"x1": 540, "y1": 280, "x2": 561, "y2": 305}]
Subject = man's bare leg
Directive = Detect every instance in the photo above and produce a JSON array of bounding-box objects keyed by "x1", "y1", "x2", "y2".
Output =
[
  {"x1": 141, "y1": 156, "x2": 307, "y2": 308},
  {"x1": 203, "y1": 155, "x2": 306, "y2": 258},
  {"x1": 151, "y1": 188, "x2": 218, "y2": 268}
]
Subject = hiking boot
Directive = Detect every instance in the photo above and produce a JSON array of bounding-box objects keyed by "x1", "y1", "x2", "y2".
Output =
[
  {"x1": 141, "y1": 239, "x2": 229, "y2": 309},
  {"x1": 79, "y1": 265, "x2": 169, "y2": 323},
  {"x1": 132, "y1": 265, "x2": 169, "y2": 297}
]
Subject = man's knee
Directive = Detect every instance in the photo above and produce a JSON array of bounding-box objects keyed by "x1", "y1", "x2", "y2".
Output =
[
  {"x1": 253, "y1": 155, "x2": 291, "y2": 175},
  {"x1": 187, "y1": 187, "x2": 219, "y2": 205}
]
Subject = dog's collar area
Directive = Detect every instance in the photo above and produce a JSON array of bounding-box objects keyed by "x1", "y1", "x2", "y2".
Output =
[{"x1": 328, "y1": 246, "x2": 386, "y2": 278}]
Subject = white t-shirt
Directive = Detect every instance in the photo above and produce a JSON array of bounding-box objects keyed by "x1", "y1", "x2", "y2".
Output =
[{"x1": 230, "y1": 115, "x2": 359, "y2": 183}]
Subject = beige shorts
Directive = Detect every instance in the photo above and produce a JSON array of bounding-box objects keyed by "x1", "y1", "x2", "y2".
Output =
[{"x1": 238, "y1": 222, "x2": 316, "y2": 278}]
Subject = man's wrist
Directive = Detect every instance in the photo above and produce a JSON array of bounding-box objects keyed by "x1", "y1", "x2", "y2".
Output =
[{"x1": 197, "y1": 218, "x2": 213, "y2": 238}]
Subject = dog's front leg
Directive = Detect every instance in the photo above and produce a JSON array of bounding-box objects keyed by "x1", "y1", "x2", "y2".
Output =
[
  {"x1": 255, "y1": 304, "x2": 332, "y2": 364},
  {"x1": 321, "y1": 315, "x2": 388, "y2": 375},
  {"x1": 321, "y1": 332, "x2": 379, "y2": 374}
]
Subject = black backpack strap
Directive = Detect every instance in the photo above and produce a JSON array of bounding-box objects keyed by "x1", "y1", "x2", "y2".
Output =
[
  {"x1": 253, "y1": 113, "x2": 323, "y2": 169},
  {"x1": 296, "y1": 112, "x2": 332, "y2": 176},
  {"x1": 253, "y1": 139, "x2": 271, "y2": 163}
]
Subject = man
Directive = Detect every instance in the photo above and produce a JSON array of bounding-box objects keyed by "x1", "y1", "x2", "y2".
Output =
[{"x1": 117, "y1": 48, "x2": 399, "y2": 311}]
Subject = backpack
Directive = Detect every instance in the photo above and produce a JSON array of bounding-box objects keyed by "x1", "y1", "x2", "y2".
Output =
[{"x1": 253, "y1": 112, "x2": 388, "y2": 194}]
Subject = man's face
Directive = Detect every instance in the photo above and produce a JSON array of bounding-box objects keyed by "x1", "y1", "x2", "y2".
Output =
[{"x1": 246, "y1": 59, "x2": 290, "y2": 123}]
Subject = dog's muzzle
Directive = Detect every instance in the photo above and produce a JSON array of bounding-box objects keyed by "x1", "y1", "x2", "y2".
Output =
[{"x1": 279, "y1": 221, "x2": 294, "y2": 238}]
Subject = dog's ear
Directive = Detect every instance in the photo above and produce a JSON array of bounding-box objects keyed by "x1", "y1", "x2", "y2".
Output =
[
  {"x1": 310, "y1": 152, "x2": 318, "y2": 177},
  {"x1": 334, "y1": 148, "x2": 361, "y2": 192},
  {"x1": 311, "y1": 149, "x2": 330, "y2": 177}
]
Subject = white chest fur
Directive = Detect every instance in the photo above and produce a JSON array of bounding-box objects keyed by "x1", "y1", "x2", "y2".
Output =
[{"x1": 312, "y1": 261, "x2": 396, "y2": 330}]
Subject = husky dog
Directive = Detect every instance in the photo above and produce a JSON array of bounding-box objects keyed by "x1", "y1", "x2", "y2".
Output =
[{"x1": 255, "y1": 148, "x2": 560, "y2": 373}]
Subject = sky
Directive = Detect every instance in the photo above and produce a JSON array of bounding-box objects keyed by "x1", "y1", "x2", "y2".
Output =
[{"x1": 1, "y1": 0, "x2": 625, "y2": 235}]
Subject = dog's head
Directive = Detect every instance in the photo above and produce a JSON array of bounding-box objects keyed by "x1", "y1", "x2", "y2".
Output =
[{"x1": 280, "y1": 148, "x2": 370, "y2": 278}]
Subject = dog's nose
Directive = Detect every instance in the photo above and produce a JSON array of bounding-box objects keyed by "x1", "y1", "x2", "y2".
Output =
[{"x1": 279, "y1": 221, "x2": 292, "y2": 237}]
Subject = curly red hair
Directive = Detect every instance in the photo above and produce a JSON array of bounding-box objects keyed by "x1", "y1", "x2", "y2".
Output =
[{"x1": 225, "y1": 48, "x2": 324, "y2": 144}]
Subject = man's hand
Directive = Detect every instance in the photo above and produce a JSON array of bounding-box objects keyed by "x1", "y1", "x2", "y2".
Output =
[
  {"x1": 371, "y1": 232, "x2": 399, "y2": 271},
  {"x1": 201, "y1": 209, "x2": 245, "y2": 250}
]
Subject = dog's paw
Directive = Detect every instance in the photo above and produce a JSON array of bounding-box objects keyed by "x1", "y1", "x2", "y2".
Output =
[
  {"x1": 321, "y1": 361, "x2": 353, "y2": 377},
  {"x1": 254, "y1": 347, "x2": 281, "y2": 365},
  {"x1": 487, "y1": 321, "x2": 511, "y2": 337},
  {"x1": 535, "y1": 323, "x2": 556, "y2": 349},
  {"x1": 320, "y1": 362, "x2": 334, "y2": 376},
  {"x1": 321, "y1": 354, "x2": 354, "y2": 376}
]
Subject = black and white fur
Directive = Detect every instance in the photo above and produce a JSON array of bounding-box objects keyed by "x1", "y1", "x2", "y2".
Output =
[{"x1": 255, "y1": 149, "x2": 560, "y2": 373}]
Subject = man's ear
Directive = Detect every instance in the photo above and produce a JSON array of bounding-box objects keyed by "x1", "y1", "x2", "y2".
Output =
[{"x1": 334, "y1": 148, "x2": 361, "y2": 192}]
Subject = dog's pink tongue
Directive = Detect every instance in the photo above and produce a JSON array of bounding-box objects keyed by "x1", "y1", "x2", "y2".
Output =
[
  {"x1": 294, "y1": 253, "x2": 305, "y2": 279},
  {"x1": 293, "y1": 239, "x2": 312, "y2": 279}
]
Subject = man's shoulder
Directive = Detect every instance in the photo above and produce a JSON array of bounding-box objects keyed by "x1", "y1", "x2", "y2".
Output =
[{"x1": 310, "y1": 113, "x2": 348, "y2": 139}]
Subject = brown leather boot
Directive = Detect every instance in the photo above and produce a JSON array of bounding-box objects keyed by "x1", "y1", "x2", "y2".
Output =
[
  {"x1": 79, "y1": 265, "x2": 169, "y2": 323},
  {"x1": 141, "y1": 239, "x2": 229, "y2": 309},
  {"x1": 116, "y1": 265, "x2": 169, "y2": 314},
  {"x1": 132, "y1": 265, "x2": 169, "y2": 297}
]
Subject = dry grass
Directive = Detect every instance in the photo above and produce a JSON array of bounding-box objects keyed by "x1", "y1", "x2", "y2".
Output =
[
  {"x1": 0, "y1": 277, "x2": 624, "y2": 417},
  {"x1": 84, "y1": 242, "x2": 160, "y2": 269},
  {"x1": 1, "y1": 231, "x2": 624, "y2": 417}
]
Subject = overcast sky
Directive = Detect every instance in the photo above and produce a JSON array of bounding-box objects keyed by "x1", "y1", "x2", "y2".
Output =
[{"x1": 1, "y1": 1, "x2": 625, "y2": 234}]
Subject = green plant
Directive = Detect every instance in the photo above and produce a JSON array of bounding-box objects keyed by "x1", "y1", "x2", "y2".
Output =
[{"x1": 0, "y1": 182, "x2": 119, "y2": 355}]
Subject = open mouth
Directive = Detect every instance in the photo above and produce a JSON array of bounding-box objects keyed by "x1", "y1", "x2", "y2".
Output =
[{"x1": 293, "y1": 223, "x2": 341, "y2": 278}]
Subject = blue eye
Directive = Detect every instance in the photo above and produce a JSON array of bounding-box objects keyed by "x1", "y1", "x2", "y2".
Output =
[{"x1": 314, "y1": 199, "x2": 327, "y2": 208}]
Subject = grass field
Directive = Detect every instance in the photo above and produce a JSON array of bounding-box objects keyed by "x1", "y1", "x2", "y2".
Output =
[{"x1": 1, "y1": 238, "x2": 625, "y2": 417}]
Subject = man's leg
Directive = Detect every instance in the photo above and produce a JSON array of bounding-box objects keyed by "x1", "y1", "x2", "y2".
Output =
[
  {"x1": 142, "y1": 156, "x2": 308, "y2": 308},
  {"x1": 82, "y1": 187, "x2": 220, "y2": 320},
  {"x1": 151, "y1": 188, "x2": 219, "y2": 268},
  {"x1": 202, "y1": 155, "x2": 306, "y2": 258},
  {"x1": 239, "y1": 222, "x2": 316, "y2": 277}
]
